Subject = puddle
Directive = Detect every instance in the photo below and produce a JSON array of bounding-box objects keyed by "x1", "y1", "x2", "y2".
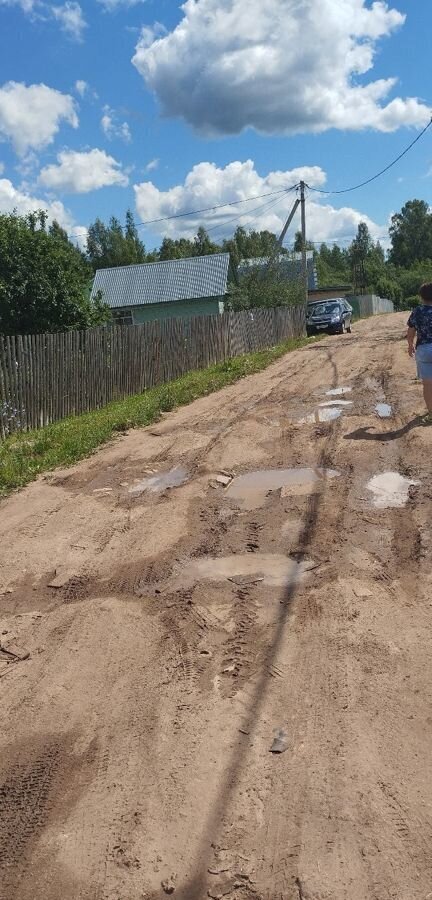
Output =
[
  {"x1": 319, "y1": 400, "x2": 353, "y2": 408},
  {"x1": 325, "y1": 387, "x2": 352, "y2": 396},
  {"x1": 298, "y1": 407, "x2": 343, "y2": 424},
  {"x1": 297, "y1": 399, "x2": 352, "y2": 425},
  {"x1": 176, "y1": 553, "x2": 316, "y2": 589},
  {"x1": 225, "y1": 467, "x2": 340, "y2": 510},
  {"x1": 366, "y1": 472, "x2": 420, "y2": 509},
  {"x1": 375, "y1": 403, "x2": 393, "y2": 418},
  {"x1": 128, "y1": 467, "x2": 188, "y2": 496}
]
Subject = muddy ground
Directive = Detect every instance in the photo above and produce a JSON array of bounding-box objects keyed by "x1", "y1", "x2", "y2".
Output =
[{"x1": 1, "y1": 312, "x2": 431, "y2": 900}]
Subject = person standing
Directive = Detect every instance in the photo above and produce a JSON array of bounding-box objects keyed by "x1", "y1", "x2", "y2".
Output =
[{"x1": 407, "y1": 282, "x2": 432, "y2": 425}]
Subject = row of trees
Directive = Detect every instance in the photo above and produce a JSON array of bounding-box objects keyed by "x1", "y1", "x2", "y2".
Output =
[
  {"x1": 1, "y1": 200, "x2": 432, "y2": 334},
  {"x1": 85, "y1": 217, "x2": 281, "y2": 271},
  {"x1": 314, "y1": 200, "x2": 432, "y2": 307},
  {"x1": 85, "y1": 201, "x2": 432, "y2": 309}
]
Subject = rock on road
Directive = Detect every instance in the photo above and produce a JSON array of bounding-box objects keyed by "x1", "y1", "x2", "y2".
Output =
[{"x1": 0, "y1": 312, "x2": 431, "y2": 900}]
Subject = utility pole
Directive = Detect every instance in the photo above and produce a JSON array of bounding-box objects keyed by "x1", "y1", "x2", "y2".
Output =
[
  {"x1": 300, "y1": 181, "x2": 308, "y2": 305},
  {"x1": 277, "y1": 198, "x2": 300, "y2": 249}
]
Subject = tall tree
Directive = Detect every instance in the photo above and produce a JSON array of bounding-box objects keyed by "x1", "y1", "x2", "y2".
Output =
[
  {"x1": 389, "y1": 199, "x2": 432, "y2": 267},
  {"x1": 87, "y1": 210, "x2": 146, "y2": 271},
  {"x1": 293, "y1": 230, "x2": 314, "y2": 253},
  {"x1": 192, "y1": 226, "x2": 220, "y2": 257},
  {"x1": 349, "y1": 222, "x2": 373, "y2": 292},
  {"x1": 158, "y1": 236, "x2": 195, "y2": 260},
  {"x1": 222, "y1": 226, "x2": 280, "y2": 263},
  {"x1": 0, "y1": 211, "x2": 108, "y2": 335}
]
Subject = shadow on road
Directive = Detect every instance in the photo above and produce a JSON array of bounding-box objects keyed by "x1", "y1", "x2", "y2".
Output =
[
  {"x1": 344, "y1": 416, "x2": 422, "y2": 443},
  {"x1": 174, "y1": 350, "x2": 342, "y2": 900}
]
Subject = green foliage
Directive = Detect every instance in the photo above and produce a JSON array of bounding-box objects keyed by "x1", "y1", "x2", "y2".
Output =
[
  {"x1": 158, "y1": 236, "x2": 195, "y2": 260},
  {"x1": 0, "y1": 211, "x2": 109, "y2": 335},
  {"x1": 315, "y1": 243, "x2": 351, "y2": 287},
  {"x1": 222, "y1": 225, "x2": 281, "y2": 269},
  {"x1": 399, "y1": 295, "x2": 420, "y2": 311},
  {"x1": 0, "y1": 334, "x2": 318, "y2": 496},
  {"x1": 293, "y1": 230, "x2": 314, "y2": 253},
  {"x1": 396, "y1": 260, "x2": 432, "y2": 299},
  {"x1": 228, "y1": 263, "x2": 303, "y2": 311},
  {"x1": 389, "y1": 200, "x2": 432, "y2": 268},
  {"x1": 87, "y1": 209, "x2": 146, "y2": 270}
]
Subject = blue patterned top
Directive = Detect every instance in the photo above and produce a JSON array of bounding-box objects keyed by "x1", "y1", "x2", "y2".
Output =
[{"x1": 407, "y1": 305, "x2": 432, "y2": 346}]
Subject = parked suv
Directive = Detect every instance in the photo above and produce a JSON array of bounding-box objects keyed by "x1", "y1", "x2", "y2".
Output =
[{"x1": 306, "y1": 299, "x2": 352, "y2": 336}]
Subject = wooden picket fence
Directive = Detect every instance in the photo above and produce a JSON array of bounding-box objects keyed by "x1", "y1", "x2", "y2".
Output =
[{"x1": 0, "y1": 304, "x2": 305, "y2": 439}]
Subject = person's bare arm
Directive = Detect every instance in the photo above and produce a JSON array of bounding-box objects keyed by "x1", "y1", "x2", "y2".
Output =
[{"x1": 407, "y1": 326, "x2": 416, "y2": 357}]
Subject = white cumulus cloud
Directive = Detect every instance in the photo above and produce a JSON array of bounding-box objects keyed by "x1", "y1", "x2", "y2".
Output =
[
  {"x1": 52, "y1": 1, "x2": 86, "y2": 40},
  {"x1": 0, "y1": 176, "x2": 90, "y2": 247},
  {"x1": 101, "y1": 105, "x2": 132, "y2": 142},
  {"x1": 0, "y1": 81, "x2": 78, "y2": 155},
  {"x1": 133, "y1": 0, "x2": 431, "y2": 136},
  {"x1": 0, "y1": 176, "x2": 77, "y2": 231},
  {"x1": 133, "y1": 159, "x2": 385, "y2": 245},
  {"x1": 38, "y1": 148, "x2": 129, "y2": 193}
]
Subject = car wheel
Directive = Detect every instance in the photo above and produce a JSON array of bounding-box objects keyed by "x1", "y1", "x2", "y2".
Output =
[{"x1": 347, "y1": 323, "x2": 352, "y2": 333}]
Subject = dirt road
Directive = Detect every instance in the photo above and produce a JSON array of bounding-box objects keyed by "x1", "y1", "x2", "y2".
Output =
[{"x1": 1, "y1": 312, "x2": 431, "y2": 900}]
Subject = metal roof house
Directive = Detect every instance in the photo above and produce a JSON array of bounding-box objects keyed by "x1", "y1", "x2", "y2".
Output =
[
  {"x1": 91, "y1": 253, "x2": 231, "y2": 325},
  {"x1": 237, "y1": 252, "x2": 318, "y2": 292}
]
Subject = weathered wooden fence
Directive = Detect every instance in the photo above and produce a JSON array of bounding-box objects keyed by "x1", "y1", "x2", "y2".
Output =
[{"x1": 0, "y1": 304, "x2": 305, "y2": 439}]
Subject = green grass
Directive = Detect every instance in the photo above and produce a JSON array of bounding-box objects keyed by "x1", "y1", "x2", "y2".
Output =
[{"x1": 0, "y1": 335, "x2": 319, "y2": 497}]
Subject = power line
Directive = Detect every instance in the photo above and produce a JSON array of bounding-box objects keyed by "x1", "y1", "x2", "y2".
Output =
[
  {"x1": 133, "y1": 184, "x2": 299, "y2": 231},
  {"x1": 70, "y1": 118, "x2": 432, "y2": 245},
  {"x1": 70, "y1": 183, "x2": 300, "y2": 238},
  {"x1": 205, "y1": 189, "x2": 296, "y2": 240},
  {"x1": 306, "y1": 116, "x2": 432, "y2": 196}
]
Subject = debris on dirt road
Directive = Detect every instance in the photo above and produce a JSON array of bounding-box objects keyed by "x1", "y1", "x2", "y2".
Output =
[
  {"x1": 270, "y1": 728, "x2": 289, "y2": 754},
  {"x1": 161, "y1": 874, "x2": 177, "y2": 894},
  {"x1": 216, "y1": 474, "x2": 232, "y2": 486},
  {"x1": 48, "y1": 570, "x2": 76, "y2": 588}
]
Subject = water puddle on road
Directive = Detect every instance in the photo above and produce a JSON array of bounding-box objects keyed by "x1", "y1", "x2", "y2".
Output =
[
  {"x1": 297, "y1": 399, "x2": 353, "y2": 425},
  {"x1": 298, "y1": 408, "x2": 344, "y2": 424},
  {"x1": 325, "y1": 387, "x2": 352, "y2": 397},
  {"x1": 225, "y1": 467, "x2": 341, "y2": 510},
  {"x1": 128, "y1": 466, "x2": 189, "y2": 496},
  {"x1": 320, "y1": 400, "x2": 353, "y2": 408},
  {"x1": 375, "y1": 403, "x2": 393, "y2": 419},
  {"x1": 366, "y1": 472, "x2": 420, "y2": 509},
  {"x1": 176, "y1": 553, "x2": 316, "y2": 589}
]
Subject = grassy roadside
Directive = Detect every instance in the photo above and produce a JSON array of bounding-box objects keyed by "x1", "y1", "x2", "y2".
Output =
[{"x1": 0, "y1": 335, "x2": 320, "y2": 497}]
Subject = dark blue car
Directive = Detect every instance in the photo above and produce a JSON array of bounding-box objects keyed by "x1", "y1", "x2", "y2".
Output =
[{"x1": 306, "y1": 299, "x2": 353, "y2": 336}]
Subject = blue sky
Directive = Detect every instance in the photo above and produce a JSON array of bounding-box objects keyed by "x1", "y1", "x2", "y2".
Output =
[{"x1": 0, "y1": 0, "x2": 430, "y2": 252}]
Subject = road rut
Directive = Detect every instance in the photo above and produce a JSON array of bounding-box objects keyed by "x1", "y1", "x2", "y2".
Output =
[{"x1": 0, "y1": 313, "x2": 431, "y2": 900}]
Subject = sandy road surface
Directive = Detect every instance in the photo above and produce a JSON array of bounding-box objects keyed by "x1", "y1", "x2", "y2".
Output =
[{"x1": 1, "y1": 312, "x2": 431, "y2": 900}]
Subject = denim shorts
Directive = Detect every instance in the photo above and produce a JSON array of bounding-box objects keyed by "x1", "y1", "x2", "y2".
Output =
[{"x1": 416, "y1": 343, "x2": 432, "y2": 380}]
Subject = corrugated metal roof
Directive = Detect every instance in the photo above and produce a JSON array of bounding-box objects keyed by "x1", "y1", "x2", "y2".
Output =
[{"x1": 91, "y1": 253, "x2": 230, "y2": 309}]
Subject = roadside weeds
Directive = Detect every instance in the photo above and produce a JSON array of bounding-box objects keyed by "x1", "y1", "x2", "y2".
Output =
[{"x1": 0, "y1": 335, "x2": 321, "y2": 497}]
